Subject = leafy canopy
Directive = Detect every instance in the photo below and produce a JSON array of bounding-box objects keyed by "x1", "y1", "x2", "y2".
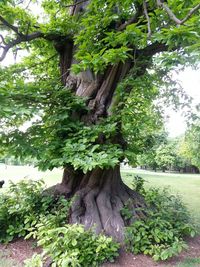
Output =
[{"x1": 0, "y1": 0, "x2": 200, "y2": 172}]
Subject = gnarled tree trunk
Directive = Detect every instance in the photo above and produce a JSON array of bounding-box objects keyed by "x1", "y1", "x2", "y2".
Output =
[
  {"x1": 48, "y1": 41, "x2": 146, "y2": 243},
  {"x1": 50, "y1": 166, "x2": 145, "y2": 242}
]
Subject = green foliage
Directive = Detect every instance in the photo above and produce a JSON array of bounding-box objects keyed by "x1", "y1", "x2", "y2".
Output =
[
  {"x1": 131, "y1": 175, "x2": 146, "y2": 194},
  {"x1": 0, "y1": 81, "x2": 120, "y2": 172},
  {"x1": 58, "y1": 118, "x2": 123, "y2": 172},
  {"x1": 0, "y1": 2, "x2": 37, "y2": 36},
  {"x1": 25, "y1": 224, "x2": 119, "y2": 267},
  {"x1": 124, "y1": 177, "x2": 196, "y2": 261},
  {"x1": 155, "y1": 143, "x2": 177, "y2": 171},
  {"x1": 122, "y1": 72, "x2": 164, "y2": 165},
  {"x1": 1, "y1": 0, "x2": 200, "y2": 173},
  {"x1": 0, "y1": 82, "x2": 123, "y2": 172},
  {"x1": 181, "y1": 121, "x2": 200, "y2": 169},
  {"x1": 137, "y1": 133, "x2": 199, "y2": 173},
  {"x1": 72, "y1": 0, "x2": 137, "y2": 73},
  {"x1": 0, "y1": 179, "x2": 70, "y2": 243},
  {"x1": 0, "y1": 179, "x2": 119, "y2": 266},
  {"x1": 176, "y1": 257, "x2": 200, "y2": 267},
  {"x1": 24, "y1": 254, "x2": 43, "y2": 267},
  {"x1": 136, "y1": 131, "x2": 168, "y2": 170},
  {"x1": 72, "y1": 0, "x2": 200, "y2": 73}
]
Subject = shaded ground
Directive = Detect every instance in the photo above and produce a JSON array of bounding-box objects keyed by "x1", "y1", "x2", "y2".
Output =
[
  {"x1": 103, "y1": 236, "x2": 200, "y2": 267},
  {"x1": 0, "y1": 239, "x2": 41, "y2": 266},
  {"x1": 0, "y1": 236, "x2": 200, "y2": 266}
]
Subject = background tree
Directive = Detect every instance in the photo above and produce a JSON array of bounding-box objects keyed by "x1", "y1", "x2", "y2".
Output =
[
  {"x1": 0, "y1": 0, "x2": 200, "y2": 241},
  {"x1": 137, "y1": 131, "x2": 168, "y2": 171},
  {"x1": 138, "y1": 134, "x2": 200, "y2": 173},
  {"x1": 179, "y1": 120, "x2": 200, "y2": 172},
  {"x1": 155, "y1": 141, "x2": 178, "y2": 172}
]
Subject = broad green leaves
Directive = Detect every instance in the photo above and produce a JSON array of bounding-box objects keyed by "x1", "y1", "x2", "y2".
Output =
[
  {"x1": 25, "y1": 224, "x2": 119, "y2": 267},
  {"x1": 125, "y1": 183, "x2": 196, "y2": 261},
  {"x1": 1, "y1": 84, "x2": 123, "y2": 172},
  {"x1": 1, "y1": 0, "x2": 200, "y2": 173}
]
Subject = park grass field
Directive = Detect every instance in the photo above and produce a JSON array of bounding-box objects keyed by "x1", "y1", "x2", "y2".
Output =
[
  {"x1": 1, "y1": 164, "x2": 200, "y2": 222},
  {"x1": 122, "y1": 168, "x2": 200, "y2": 222},
  {"x1": 176, "y1": 257, "x2": 200, "y2": 267}
]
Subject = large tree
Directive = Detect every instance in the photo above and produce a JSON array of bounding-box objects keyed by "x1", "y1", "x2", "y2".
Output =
[{"x1": 0, "y1": 0, "x2": 200, "y2": 241}]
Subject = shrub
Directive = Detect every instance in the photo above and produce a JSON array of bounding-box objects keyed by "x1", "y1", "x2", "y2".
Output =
[
  {"x1": 0, "y1": 179, "x2": 119, "y2": 266},
  {"x1": 124, "y1": 176, "x2": 196, "y2": 261},
  {"x1": 0, "y1": 179, "x2": 70, "y2": 243},
  {"x1": 25, "y1": 224, "x2": 120, "y2": 267},
  {"x1": 24, "y1": 253, "x2": 44, "y2": 267}
]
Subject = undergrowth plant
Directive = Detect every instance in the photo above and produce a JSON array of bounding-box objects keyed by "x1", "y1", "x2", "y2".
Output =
[
  {"x1": 123, "y1": 176, "x2": 196, "y2": 261},
  {"x1": 0, "y1": 179, "x2": 119, "y2": 266},
  {"x1": 24, "y1": 224, "x2": 119, "y2": 267},
  {"x1": 0, "y1": 179, "x2": 70, "y2": 243},
  {"x1": 0, "y1": 176, "x2": 197, "y2": 264}
]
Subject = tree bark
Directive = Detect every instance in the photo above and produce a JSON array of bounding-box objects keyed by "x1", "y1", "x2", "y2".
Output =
[
  {"x1": 48, "y1": 40, "x2": 146, "y2": 240},
  {"x1": 49, "y1": 165, "x2": 145, "y2": 242},
  {"x1": 49, "y1": 9, "x2": 147, "y2": 241}
]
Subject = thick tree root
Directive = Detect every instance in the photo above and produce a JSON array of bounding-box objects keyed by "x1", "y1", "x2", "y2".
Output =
[{"x1": 46, "y1": 166, "x2": 146, "y2": 243}]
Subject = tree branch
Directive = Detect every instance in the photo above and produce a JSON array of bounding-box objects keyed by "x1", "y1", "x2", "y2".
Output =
[
  {"x1": 118, "y1": 4, "x2": 143, "y2": 31},
  {"x1": 137, "y1": 41, "x2": 169, "y2": 57},
  {"x1": 0, "y1": 34, "x2": 6, "y2": 45},
  {"x1": 0, "y1": 16, "x2": 22, "y2": 36},
  {"x1": 64, "y1": 0, "x2": 88, "y2": 8},
  {"x1": 157, "y1": 1, "x2": 200, "y2": 25},
  {"x1": 143, "y1": 1, "x2": 151, "y2": 38},
  {"x1": 25, "y1": 0, "x2": 32, "y2": 9},
  {"x1": 0, "y1": 12, "x2": 73, "y2": 62},
  {"x1": 0, "y1": 31, "x2": 44, "y2": 61},
  {"x1": 181, "y1": 3, "x2": 200, "y2": 25},
  {"x1": 157, "y1": 0, "x2": 181, "y2": 24}
]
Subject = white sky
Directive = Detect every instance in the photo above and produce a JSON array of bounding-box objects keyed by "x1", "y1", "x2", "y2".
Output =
[{"x1": 165, "y1": 67, "x2": 200, "y2": 137}]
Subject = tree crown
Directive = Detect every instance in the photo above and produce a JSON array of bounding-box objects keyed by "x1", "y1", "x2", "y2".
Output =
[{"x1": 0, "y1": 0, "x2": 200, "y2": 172}]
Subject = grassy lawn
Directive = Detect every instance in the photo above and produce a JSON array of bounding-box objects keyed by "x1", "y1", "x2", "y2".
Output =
[
  {"x1": 122, "y1": 168, "x2": 200, "y2": 222},
  {"x1": 1, "y1": 164, "x2": 200, "y2": 222},
  {"x1": 0, "y1": 164, "x2": 62, "y2": 184},
  {"x1": 175, "y1": 257, "x2": 200, "y2": 267}
]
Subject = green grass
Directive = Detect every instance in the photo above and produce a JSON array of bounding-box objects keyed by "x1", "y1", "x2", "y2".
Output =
[
  {"x1": 1, "y1": 164, "x2": 200, "y2": 222},
  {"x1": 122, "y1": 168, "x2": 200, "y2": 222},
  {"x1": 175, "y1": 257, "x2": 200, "y2": 267},
  {"x1": 0, "y1": 164, "x2": 62, "y2": 184}
]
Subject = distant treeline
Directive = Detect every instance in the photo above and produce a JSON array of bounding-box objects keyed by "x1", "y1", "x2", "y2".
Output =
[{"x1": 136, "y1": 131, "x2": 200, "y2": 174}]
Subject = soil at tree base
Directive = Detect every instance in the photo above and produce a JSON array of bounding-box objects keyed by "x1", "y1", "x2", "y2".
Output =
[{"x1": 0, "y1": 236, "x2": 200, "y2": 267}]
